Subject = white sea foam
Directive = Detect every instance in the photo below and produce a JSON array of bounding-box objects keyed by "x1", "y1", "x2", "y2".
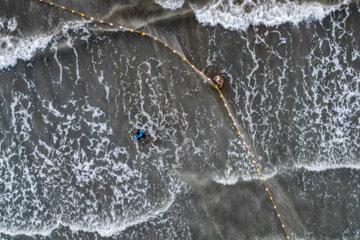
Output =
[
  {"x1": 66, "y1": 193, "x2": 176, "y2": 237},
  {"x1": 213, "y1": 163, "x2": 360, "y2": 185},
  {"x1": 1, "y1": 83, "x2": 184, "y2": 237},
  {"x1": 155, "y1": 0, "x2": 185, "y2": 10},
  {"x1": 0, "y1": 18, "x2": 51, "y2": 70},
  {"x1": 0, "y1": 20, "x2": 89, "y2": 71},
  {"x1": 0, "y1": 35, "x2": 53, "y2": 70},
  {"x1": 7, "y1": 18, "x2": 17, "y2": 32},
  {"x1": 0, "y1": 17, "x2": 17, "y2": 33},
  {"x1": 295, "y1": 163, "x2": 360, "y2": 172},
  {"x1": 97, "y1": 70, "x2": 110, "y2": 101},
  {"x1": 213, "y1": 174, "x2": 239, "y2": 185},
  {"x1": 0, "y1": 226, "x2": 56, "y2": 237},
  {"x1": 194, "y1": 0, "x2": 348, "y2": 31},
  {"x1": 0, "y1": 193, "x2": 176, "y2": 237},
  {"x1": 213, "y1": 171, "x2": 278, "y2": 185}
]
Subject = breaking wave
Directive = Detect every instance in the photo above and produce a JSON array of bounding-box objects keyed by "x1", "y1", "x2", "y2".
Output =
[
  {"x1": 213, "y1": 163, "x2": 360, "y2": 185},
  {"x1": 155, "y1": 0, "x2": 185, "y2": 10},
  {"x1": 0, "y1": 18, "x2": 52, "y2": 71},
  {"x1": 194, "y1": 0, "x2": 349, "y2": 31},
  {"x1": 0, "y1": 35, "x2": 53, "y2": 71}
]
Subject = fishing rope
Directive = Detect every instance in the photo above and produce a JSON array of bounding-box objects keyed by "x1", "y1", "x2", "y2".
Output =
[{"x1": 38, "y1": 0, "x2": 290, "y2": 238}]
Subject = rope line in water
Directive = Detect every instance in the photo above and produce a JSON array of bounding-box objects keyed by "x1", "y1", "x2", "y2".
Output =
[{"x1": 38, "y1": 0, "x2": 290, "y2": 238}]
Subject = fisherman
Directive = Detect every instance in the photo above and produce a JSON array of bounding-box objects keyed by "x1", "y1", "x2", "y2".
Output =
[
  {"x1": 212, "y1": 74, "x2": 224, "y2": 88},
  {"x1": 133, "y1": 129, "x2": 145, "y2": 140}
]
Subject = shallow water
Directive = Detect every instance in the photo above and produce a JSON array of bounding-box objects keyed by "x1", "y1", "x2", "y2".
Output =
[{"x1": 0, "y1": 0, "x2": 359, "y2": 239}]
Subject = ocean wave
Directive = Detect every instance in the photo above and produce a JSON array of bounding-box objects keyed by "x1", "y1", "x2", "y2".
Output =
[
  {"x1": 213, "y1": 163, "x2": 360, "y2": 185},
  {"x1": 213, "y1": 171, "x2": 277, "y2": 185},
  {"x1": 0, "y1": 91, "x2": 178, "y2": 237},
  {"x1": 0, "y1": 21, "x2": 89, "y2": 71},
  {"x1": 194, "y1": 0, "x2": 348, "y2": 31},
  {"x1": 155, "y1": 0, "x2": 185, "y2": 10},
  {"x1": 1, "y1": 81, "x2": 184, "y2": 238},
  {"x1": 66, "y1": 193, "x2": 176, "y2": 237},
  {"x1": 0, "y1": 193, "x2": 176, "y2": 237},
  {"x1": 295, "y1": 163, "x2": 360, "y2": 172},
  {"x1": 0, "y1": 227, "x2": 55, "y2": 238},
  {"x1": 0, "y1": 17, "x2": 53, "y2": 71},
  {"x1": 0, "y1": 35, "x2": 53, "y2": 71},
  {"x1": 213, "y1": 174, "x2": 239, "y2": 185}
]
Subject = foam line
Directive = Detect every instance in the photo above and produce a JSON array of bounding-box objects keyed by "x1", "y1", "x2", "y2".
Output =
[
  {"x1": 67, "y1": 193, "x2": 176, "y2": 237},
  {"x1": 0, "y1": 20, "x2": 88, "y2": 71},
  {"x1": 214, "y1": 163, "x2": 360, "y2": 185},
  {"x1": 155, "y1": 0, "x2": 185, "y2": 10},
  {"x1": 0, "y1": 35, "x2": 53, "y2": 71},
  {"x1": 0, "y1": 193, "x2": 176, "y2": 237},
  {"x1": 194, "y1": 0, "x2": 349, "y2": 31}
]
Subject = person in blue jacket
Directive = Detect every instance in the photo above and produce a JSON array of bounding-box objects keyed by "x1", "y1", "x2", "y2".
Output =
[{"x1": 133, "y1": 129, "x2": 145, "y2": 140}]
